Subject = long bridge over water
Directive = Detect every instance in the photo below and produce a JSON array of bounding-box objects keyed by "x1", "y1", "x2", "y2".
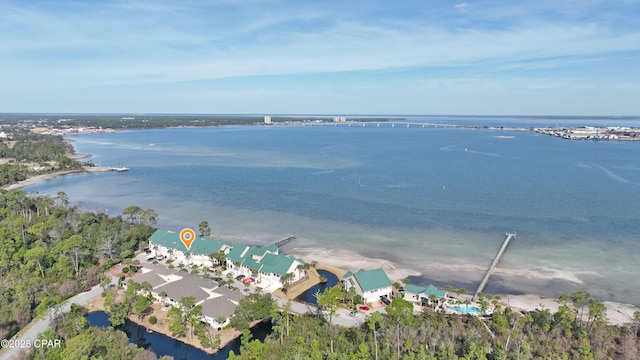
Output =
[
  {"x1": 304, "y1": 121, "x2": 453, "y2": 128},
  {"x1": 301, "y1": 121, "x2": 529, "y2": 132}
]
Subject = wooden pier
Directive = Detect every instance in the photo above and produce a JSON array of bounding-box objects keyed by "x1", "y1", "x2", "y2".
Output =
[
  {"x1": 273, "y1": 236, "x2": 296, "y2": 248},
  {"x1": 472, "y1": 232, "x2": 516, "y2": 301}
]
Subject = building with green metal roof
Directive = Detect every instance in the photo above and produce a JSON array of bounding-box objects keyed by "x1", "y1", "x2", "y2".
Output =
[
  {"x1": 149, "y1": 229, "x2": 305, "y2": 291},
  {"x1": 403, "y1": 283, "x2": 447, "y2": 306},
  {"x1": 149, "y1": 229, "x2": 234, "y2": 268},
  {"x1": 343, "y1": 268, "x2": 393, "y2": 305}
]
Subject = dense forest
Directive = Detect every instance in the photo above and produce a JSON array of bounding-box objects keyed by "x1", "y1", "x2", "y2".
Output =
[
  {"x1": 0, "y1": 189, "x2": 155, "y2": 341},
  {"x1": 0, "y1": 132, "x2": 83, "y2": 186},
  {"x1": 0, "y1": 132, "x2": 71, "y2": 162},
  {"x1": 228, "y1": 294, "x2": 640, "y2": 360}
]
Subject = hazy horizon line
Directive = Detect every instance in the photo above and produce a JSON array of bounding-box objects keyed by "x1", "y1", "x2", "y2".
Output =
[{"x1": 1, "y1": 112, "x2": 639, "y2": 119}]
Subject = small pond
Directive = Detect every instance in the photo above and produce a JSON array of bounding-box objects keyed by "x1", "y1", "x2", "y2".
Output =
[
  {"x1": 86, "y1": 311, "x2": 272, "y2": 360},
  {"x1": 295, "y1": 269, "x2": 339, "y2": 305}
]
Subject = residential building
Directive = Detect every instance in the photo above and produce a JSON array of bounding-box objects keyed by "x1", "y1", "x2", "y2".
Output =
[
  {"x1": 200, "y1": 286, "x2": 244, "y2": 329},
  {"x1": 148, "y1": 229, "x2": 305, "y2": 291},
  {"x1": 403, "y1": 284, "x2": 447, "y2": 306},
  {"x1": 126, "y1": 263, "x2": 242, "y2": 327},
  {"x1": 343, "y1": 268, "x2": 393, "y2": 304},
  {"x1": 149, "y1": 229, "x2": 233, "y2": 268}
]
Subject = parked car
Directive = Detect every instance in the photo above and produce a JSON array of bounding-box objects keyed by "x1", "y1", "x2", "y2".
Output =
[
  {"x1": 83, "y1": 286, "x2": 92, "y2": 292},
  {"x1": 349, "y1": 310, "x2": 358, "y2": 316},
  {"x1": 380, "y1": 296, "x2": 391, "y2": 305},
  {"x1": 235, "y1": 275, "x2": 245, "y2": 281}
]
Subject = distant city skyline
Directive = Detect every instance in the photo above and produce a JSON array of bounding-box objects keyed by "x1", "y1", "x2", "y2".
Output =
[{"x1": 1, "y1": 0, "x2": 639, "y2": 115}]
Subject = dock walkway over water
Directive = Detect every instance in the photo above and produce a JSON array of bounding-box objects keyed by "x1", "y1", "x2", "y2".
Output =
[
  {"x1": 273, "y1": 236, "x2": 296, "y2": 248},
  {"x1": 472, "y1": 232, "x2": 516, "y2": 301}
]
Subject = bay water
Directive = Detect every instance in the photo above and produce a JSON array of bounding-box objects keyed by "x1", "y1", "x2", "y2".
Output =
[{"x1": 25, "y1": 117, "x2": 640, "y2": 305}]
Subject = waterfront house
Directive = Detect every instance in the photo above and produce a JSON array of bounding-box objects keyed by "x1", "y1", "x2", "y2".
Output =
[
  {"x1": 126, "y1": 264, "x2": 243, "y2": 327},
  {"x1": 149, "y1": 229, "x2": 233, "y2": 268},
  {"x1": 403, "y1": 284, "x2": 447, "y2": 306},
  {"x1": 148, "y1": 229, "x2": 305, "y2": 291},
  {"x1": 343, "y1": 268, "x2": 393, "y2": 304},
  {"x1": 226, "y1": 243, "x2": 306, "y2": 290},
  {"x1": 153, "y1": 274, "x2": 217, "y2": 307},
  {"x1": 199, "y1": 286, "x2": 244, "y2": 329}
]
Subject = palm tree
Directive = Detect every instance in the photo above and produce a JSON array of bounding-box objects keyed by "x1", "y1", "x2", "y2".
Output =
[
  {"x1": 296, "y1": 264, "x2": 307, "y2": 279},
  {"x1": 251, "y1": 268, "x2": 260, "y2": 283},
  {"x1": 281, "y1": 273, "x2": 295, "y2": 294},
  {"x1": 366, "y1": 311, "x2": 384, "y2": 360},
  {"x1": 159, "y1": 291, "x2": 168, "y2": 304},
  {"x1": 428, "y1": 294, "x2": 437, "y2": 310},
  {"x1": 225, "y1": 272, "x2": 234, "y2": 288}
]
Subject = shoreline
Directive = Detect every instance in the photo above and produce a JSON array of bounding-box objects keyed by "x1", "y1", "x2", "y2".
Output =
[
  {"x1": 2, "y1": 166, "x2": 112, "y2": 191},
  {"x1": 287, "y1": 246, "x2": 640, "y2": 326},
  {"x1": 11, "y1": 131, "x2": 639, "y2": 327},
  {"x1": 81, "y1": 245, "x2": 638, "y2": 358}
]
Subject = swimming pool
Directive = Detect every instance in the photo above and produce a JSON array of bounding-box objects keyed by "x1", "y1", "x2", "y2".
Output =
[{"x1": 452, "y1": 305, "x2": 482, "y2": 315}]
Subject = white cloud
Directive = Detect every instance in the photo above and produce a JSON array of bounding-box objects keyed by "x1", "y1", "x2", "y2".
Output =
[
  {"x1": 454, "y1": 2, "x2": 470, "y2": 13},
  {"x1": 1, "y1": 0, "x2": 639, "y2": 114}
]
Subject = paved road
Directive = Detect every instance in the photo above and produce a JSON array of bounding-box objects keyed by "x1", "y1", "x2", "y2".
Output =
[
  {"x1": 1, "y1": 277, "x2": 117, "y2": 360},
  {"x1": 272, "y1": 296, "x2": 387, "y2": 328}
]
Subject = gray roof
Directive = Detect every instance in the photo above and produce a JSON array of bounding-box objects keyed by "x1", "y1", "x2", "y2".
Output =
[
  {"x1": 142, "y1": 263, "x2": 179, "y2": 276},
  {"x1": 128, "y1": 272, "x2": 168, "y2": 289},
  {"x1": 154, "y1": 273, "x2": 217, "y2": 303},
  {"x1": 212, "y1": 285, "x2": 244, "y2": 302},
  {"x1": 200, "y1": 297, "x2": 239, "y2": 320}
]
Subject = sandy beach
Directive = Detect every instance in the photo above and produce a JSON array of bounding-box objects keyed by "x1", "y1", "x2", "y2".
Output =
[
  {"x1": 2, "y1": 166, "x2": 112, "y2": 191},
  {"x1": 288, "y1": 246, "x2": 640, "y2": 326},
  {"x1": 289, "y1": 247, "x2": 421, "y2": 284}
]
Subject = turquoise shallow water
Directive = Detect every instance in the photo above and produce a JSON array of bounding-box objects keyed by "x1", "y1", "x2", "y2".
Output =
[{"x1": 25, "y1": 119, "x2": 640, "y2": 304}]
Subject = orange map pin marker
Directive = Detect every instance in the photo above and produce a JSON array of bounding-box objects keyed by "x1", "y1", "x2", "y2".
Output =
[{"x1": 180, "y1": 228, "x2": 196, "y2": 250}]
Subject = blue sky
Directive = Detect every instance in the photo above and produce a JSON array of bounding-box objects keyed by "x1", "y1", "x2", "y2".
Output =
[{"x1": 1, "y1": 0, "x2": 639, "y2": 115}]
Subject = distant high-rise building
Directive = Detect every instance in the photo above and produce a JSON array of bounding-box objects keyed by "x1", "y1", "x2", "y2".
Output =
[{"x1": 264, "y1": 116, "x2": 272, "y2": 125}]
